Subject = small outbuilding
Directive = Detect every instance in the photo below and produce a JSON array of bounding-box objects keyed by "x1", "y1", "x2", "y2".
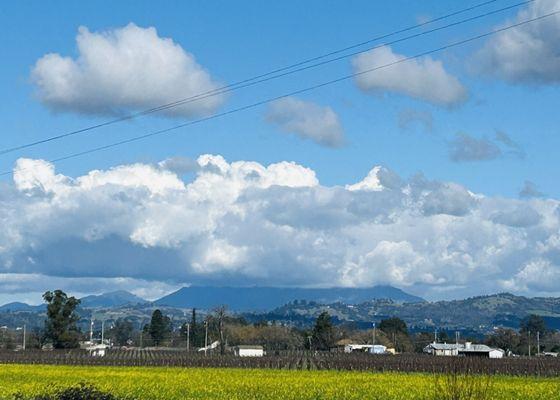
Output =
[
  {"x1": 234, "y1": 345, "x2": 264, "y2": 357},
  {"x1": 87, "y1": 344, "x2": 109, "y2": 357},
  {"x1": 369, "y1": 345, "x2": 387, "y2": 354}
]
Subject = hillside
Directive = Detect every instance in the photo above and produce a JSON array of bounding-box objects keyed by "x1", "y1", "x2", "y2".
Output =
[
  {"x1": 248, "y1": 293, "x2": 560, "y2": 331},
  {"x1": 155, "y1": 285, "x2": 424, "y2": 311},
  {"x1": 80, "y1": 290, "x2": 146, "y2": 308}
]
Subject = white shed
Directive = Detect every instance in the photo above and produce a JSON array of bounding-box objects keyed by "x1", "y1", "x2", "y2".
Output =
[
  {"x1": 369, "y1": 345, "x2": 387, "y2": 354},
  {"x1": 87, "y1": 344, "x2": 109, "y2": 357},
  {"x1": 235, "y1": 345, "x2": 264, "y2": 357}
]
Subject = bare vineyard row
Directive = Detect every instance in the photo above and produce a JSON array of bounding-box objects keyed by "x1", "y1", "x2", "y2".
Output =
[{"x1": 0, "y1": 350, "x2": 559, "y2": 376}]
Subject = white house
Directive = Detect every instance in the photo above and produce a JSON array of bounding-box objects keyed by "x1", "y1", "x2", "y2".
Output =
[{"x1": 234, "y1": 345, "x2": 264, "y2": 357}]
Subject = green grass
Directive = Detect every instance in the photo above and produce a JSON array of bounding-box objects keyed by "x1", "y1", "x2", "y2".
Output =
[{"x1": 0, "y1": 364, "x2": 558, "y2": 400}]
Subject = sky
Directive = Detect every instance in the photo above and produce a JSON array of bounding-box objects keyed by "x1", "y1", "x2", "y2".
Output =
[{"x1": 0, "y1": 0, "x2": 559, "y2": 304}]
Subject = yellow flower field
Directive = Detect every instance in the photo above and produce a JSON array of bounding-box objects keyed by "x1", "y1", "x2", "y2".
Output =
[{"x1": 0, "y1": 364, "x2": 558, "y2": 400}]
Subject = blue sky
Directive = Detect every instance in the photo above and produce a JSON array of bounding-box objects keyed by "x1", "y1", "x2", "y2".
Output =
[
  {"x1": 0, "y1": 0, "x2": 559, "y2": 303},
  {"x1": 1, "y1": 0, "x2": 557, "y2": 197}
]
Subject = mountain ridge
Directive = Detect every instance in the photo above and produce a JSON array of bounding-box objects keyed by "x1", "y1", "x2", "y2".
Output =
[
  {"x1": 155, "y1": 285, "x2": 424, "y2": 311},
  {"x1": 79, "y1": 290, "x2": 146, "y2": 308}
]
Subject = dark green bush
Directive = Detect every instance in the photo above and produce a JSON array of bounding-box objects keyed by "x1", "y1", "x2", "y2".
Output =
[{"x1": 15, "y1": 383, "x2": 122, "y2": 400}]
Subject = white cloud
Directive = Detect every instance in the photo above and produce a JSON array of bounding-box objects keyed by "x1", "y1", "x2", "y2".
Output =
[
  {"x1": 474, "y1": 0, "x2": 560, "y2": 84},
  {"x1": 352, "y1": 46, "x2": 467, "y2": 106},
  {"x1": 31, "y1": 23, "x2": 224, "y2": 117},
  {"x1": 266, "y1": 97, "x2": 345, "y2": 147},
  {"x1": 0, "y1": 155, "x2": 559, "y2": 300}
]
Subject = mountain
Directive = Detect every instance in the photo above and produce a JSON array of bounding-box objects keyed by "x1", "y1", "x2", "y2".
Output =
[
  {"x1": 155, "y1": 285, "x2": 424, "y2": 311},
  {"x1": 79, "y1": 290, "x2": 146, "y2": 308},
  {"x1": 252, "y1": 292, "x2": 560, "y2": 331},
  {"x1": 0, "y1": 302, "x2": 43, "y2": 312}
]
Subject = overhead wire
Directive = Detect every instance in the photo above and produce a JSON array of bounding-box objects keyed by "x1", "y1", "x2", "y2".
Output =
[
  {"x1": 0, "y1": 0, "x2": 534, "y2": 156},
  {"x1": 2, "y1": 8, "x2": 557, "y2": 177}
]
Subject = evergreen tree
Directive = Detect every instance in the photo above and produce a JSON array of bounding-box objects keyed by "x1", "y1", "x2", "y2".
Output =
[
  {"x1": 311, "y1": 311, "x2": 334, "y2": 351},
  {"x1": 42, "y1": 290, "x2": 81, "y2": 349},
  {"x1": 191, "y1": 308, "x2": 198, "y2": 347},
  {"x1": 379, "y1": 317, "x2": 408, "y2": 336},
  {"x1": 148, "y1": 309, "x2": 171, "y2": 346}
]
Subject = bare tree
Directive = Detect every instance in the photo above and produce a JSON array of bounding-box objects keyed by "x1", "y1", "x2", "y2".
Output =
[{"x1": 213, "y1": 305, "x2": 228, "y2": 355}]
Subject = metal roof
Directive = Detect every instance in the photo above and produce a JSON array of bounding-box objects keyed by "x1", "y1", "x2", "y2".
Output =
[{"x1": 425, "y1": 343, "x2": 503, "y2": 353}]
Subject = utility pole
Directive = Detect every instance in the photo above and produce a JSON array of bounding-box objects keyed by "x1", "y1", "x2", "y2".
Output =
[
  {"x1": 204, "y1": 321, "x2": 208, "y2": 356},
  {"x1": 90, "y1": 320, "x2": 94, "y2": 343},
  {"x1": 101, "y1": 320, "x2": 105, "y2": 344},
  {"x1": 434, "y1": 328, "x2": 438, "y2": 344},
  {"x1": 537, "y1": 331, "x2": 540, "y2": 356},
  {"x1": 455, "y1": 331, "x2": 459, "y2": 346},
  {"x1": 186, "y1": 323, "x2": 190, "y2": 352},
  {"x1": 16, "y1": 325, "x2": 26, "y2": 350},
  {"x1": 528, "y1": 331, "x2": 531, "y2": 357}
]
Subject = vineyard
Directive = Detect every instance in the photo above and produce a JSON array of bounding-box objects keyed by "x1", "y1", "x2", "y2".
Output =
[{"x1": 0, "y1": 349, "x2": 559, "y2": 376}]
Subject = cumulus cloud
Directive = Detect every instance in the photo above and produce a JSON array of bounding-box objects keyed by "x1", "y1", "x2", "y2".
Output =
[
  {"x1": 448, "y1": 131, "x2": 524, "y2": 162},
  {"x1": 0, "y1": 155, "x2": 559, "y2": 300},
  {"x1": 31, "y1": 23, "x2": 224, "y2": 117},
  {"x1": 265, "y1": 97, "x2": 345, "y2": 147},
  {"x1": 352, "y1": 46, "x2": 467, "y2": 106},
  {"x1": 474, "y1": 0, "x2": 560, "y2": 84}
]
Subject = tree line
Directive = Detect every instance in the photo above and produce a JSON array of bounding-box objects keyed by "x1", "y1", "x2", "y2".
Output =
[{"x1": 2, "y1": 290, "x2": 558, "y2": 356}]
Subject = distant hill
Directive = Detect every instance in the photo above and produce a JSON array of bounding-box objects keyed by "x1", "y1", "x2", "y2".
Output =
[
  {"x1": 155, "y1": 285, "x2": 424, "y2": 311},
  {"x1": 80, "y1": 290, "x2": 146, "y2": 308},
  {"x1": 252, "y1": 292, "x2": 560, "y2": 331},
  {"x1": 0, "y1": 302, "x2": 43, "y2": 312}
]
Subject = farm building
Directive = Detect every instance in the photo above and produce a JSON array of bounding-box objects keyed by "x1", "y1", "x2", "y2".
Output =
[
  {"x1": 343, "y1": 344, "x2": 389, "y2": 354},
  {"x1": 369, "y1": 345, "x2": 388, "y2": 354},
  {"x1": 460, "y1": 342, "x2": 504, "y2": 358},
  {"x1": 423, "y1": 343, "x2": 459, "y2": 356},
  {"x1": 344, "y1": 344, "x2": 374, "y2": 353},
  {"x1": 423, "y1": 342, "x2": 504, "y2": 358},
  {"x1": 234, "y1": 345, "x2": 264, "y2": 357},
  {"x1": 87, "y1": 344, "x2": 109, "y2": 357}
]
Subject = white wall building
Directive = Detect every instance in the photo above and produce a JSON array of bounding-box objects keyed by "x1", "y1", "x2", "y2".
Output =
[
  {"x1": 235, "y1": 345, "x2": 264, "y2": 357},
  {"x1": 424, "y1": 342, "x2": 504, "y2": 358}
]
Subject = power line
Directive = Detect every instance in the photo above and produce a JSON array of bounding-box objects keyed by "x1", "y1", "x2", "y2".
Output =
[
  {"x1": 0, "y1": 0, "x2": 533, "y2": 156},
  {"x1": 2, "y1": 8, "x2": 556, "y2": 178}
]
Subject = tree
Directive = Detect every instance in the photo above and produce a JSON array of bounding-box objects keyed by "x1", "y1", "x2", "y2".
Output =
[
  {"x1": 212, "y1": 306, "x2": 228, "y2": 355},
  {"x1": 379, "y1": 317, "x2": 408, "y2": 336},
  {"x1": 311, "y1": 311, "x2": 335, "y2": 350},
  {"x1": 110, "y1": 319, "x2": 134, "y2": 346},
  {"x1": 148, "y1": 309, "x2": 171, "y2": 346},
  {"x1": 42, "y1": 290, "x2": 81, "y2": 349},
  {"x1": 485, "y1": 328, "x2": 520, "y2": 353},
  {"x1": 520, "y1": 314, "x2": 547, "y2": 335},
  {"x1": 379, "y1": 317, "x2": 412, "y2": 353},
  {"x1": 190, "y1": 308, "x2": 200, "y2": 348}
]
